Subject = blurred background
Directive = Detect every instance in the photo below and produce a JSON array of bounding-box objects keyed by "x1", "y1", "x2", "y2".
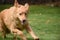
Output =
[
  {"x1": 0, "y1": 0, "x2": 60, "y2": 40},
  {"x1": 0, "y1": 0, "x2": 60, "y2": 6}
]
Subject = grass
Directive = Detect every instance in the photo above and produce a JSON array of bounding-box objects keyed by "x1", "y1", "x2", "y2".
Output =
[{"x1": 0, "y1": 4, "x2": 60, "y2": 40}]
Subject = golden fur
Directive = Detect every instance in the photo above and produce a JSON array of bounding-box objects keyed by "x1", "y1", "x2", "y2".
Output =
[{"x1": 0, "y1": 0, "x2": 39, "y2": 40}]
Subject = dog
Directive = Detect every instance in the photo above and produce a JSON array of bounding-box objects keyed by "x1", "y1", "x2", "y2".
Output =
[{"x1": 0, "y1": 0, "x2": 39, "y2": 40}]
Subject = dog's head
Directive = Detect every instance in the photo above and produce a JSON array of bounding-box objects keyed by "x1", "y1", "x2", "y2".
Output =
[{"x1": 14, "y1": 0, "x2": 29, "y2": 24}]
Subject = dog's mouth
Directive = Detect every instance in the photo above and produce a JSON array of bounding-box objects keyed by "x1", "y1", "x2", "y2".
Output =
[
  {"x1": 21, "y1": 20, "x2": 27, "y2": 25},
  {"x1": 16, "y1": 17, "x2": 27, "y2": 25}
]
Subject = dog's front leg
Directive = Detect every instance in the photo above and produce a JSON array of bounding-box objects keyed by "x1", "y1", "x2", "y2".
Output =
[
  {"x1": 2, "y1": 31, "x2": 6, "y2": 38},
  {"x1": 11, "y1": 29, "x2": 27, "y2": 40},
  {"x1": 0, "y1": 22, "x2": 6, "y2": 39},
  {"x1": 25, "y1": 24, "x2": 39, "y2": 40}
]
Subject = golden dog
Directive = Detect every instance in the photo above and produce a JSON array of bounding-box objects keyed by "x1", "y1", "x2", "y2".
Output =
[{"x1": 0, "y1": 0, "x2": 39, "y2": 40}]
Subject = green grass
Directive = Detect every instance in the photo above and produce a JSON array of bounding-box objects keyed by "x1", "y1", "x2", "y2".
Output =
[{"x1": 0, "y1": 5, "x2": 60, "y2": 40}]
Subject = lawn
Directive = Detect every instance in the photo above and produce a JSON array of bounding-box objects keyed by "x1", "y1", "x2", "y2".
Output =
[{"x1": 0, "y1": 4, "x2": 60, "y2": 40}]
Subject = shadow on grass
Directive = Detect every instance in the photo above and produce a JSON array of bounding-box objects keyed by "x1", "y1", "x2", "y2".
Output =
[
  {"x1": 17, "y1": 38, "x2": 33, "y2": 40},
  {"x1": 0, "y1": 37, "x2": 34, "y2": 40},
  {"x1": 18, "y1": 37, "x2": 42, "y2": 40}
]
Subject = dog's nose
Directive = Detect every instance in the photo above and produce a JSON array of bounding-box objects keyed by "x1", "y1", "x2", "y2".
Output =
[{"x1": 23, "y1": 20, "x2": 26, "y2": 23}]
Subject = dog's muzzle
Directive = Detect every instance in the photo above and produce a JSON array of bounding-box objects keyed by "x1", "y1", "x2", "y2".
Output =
[
  {"x1": 23, "y1": 20, "x2": 26, "y2": 23},
  {"x1": 21, "y1": 20, "x2": 28, "y2": 25}
]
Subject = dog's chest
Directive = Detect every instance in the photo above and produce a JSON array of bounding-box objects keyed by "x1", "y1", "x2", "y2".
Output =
[{"x1": 15, "y1": 18, "x2": 25, "y2": 30}]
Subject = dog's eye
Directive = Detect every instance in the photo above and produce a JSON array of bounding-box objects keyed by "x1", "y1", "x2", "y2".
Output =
[
  {"x1": 19, "y1": 13, "x2": 22, "y2": 15},
  {"x1": 25, "y1": 13, "x2": 27, "y2": 15}
]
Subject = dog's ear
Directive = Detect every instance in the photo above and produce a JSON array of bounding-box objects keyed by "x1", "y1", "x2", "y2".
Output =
[
  {"x1": 24, "y1": 3, "x2": 29, "y2": 10},
  {"x1": 14, "y1": 0, "x2": 19, "y2": 7}
]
